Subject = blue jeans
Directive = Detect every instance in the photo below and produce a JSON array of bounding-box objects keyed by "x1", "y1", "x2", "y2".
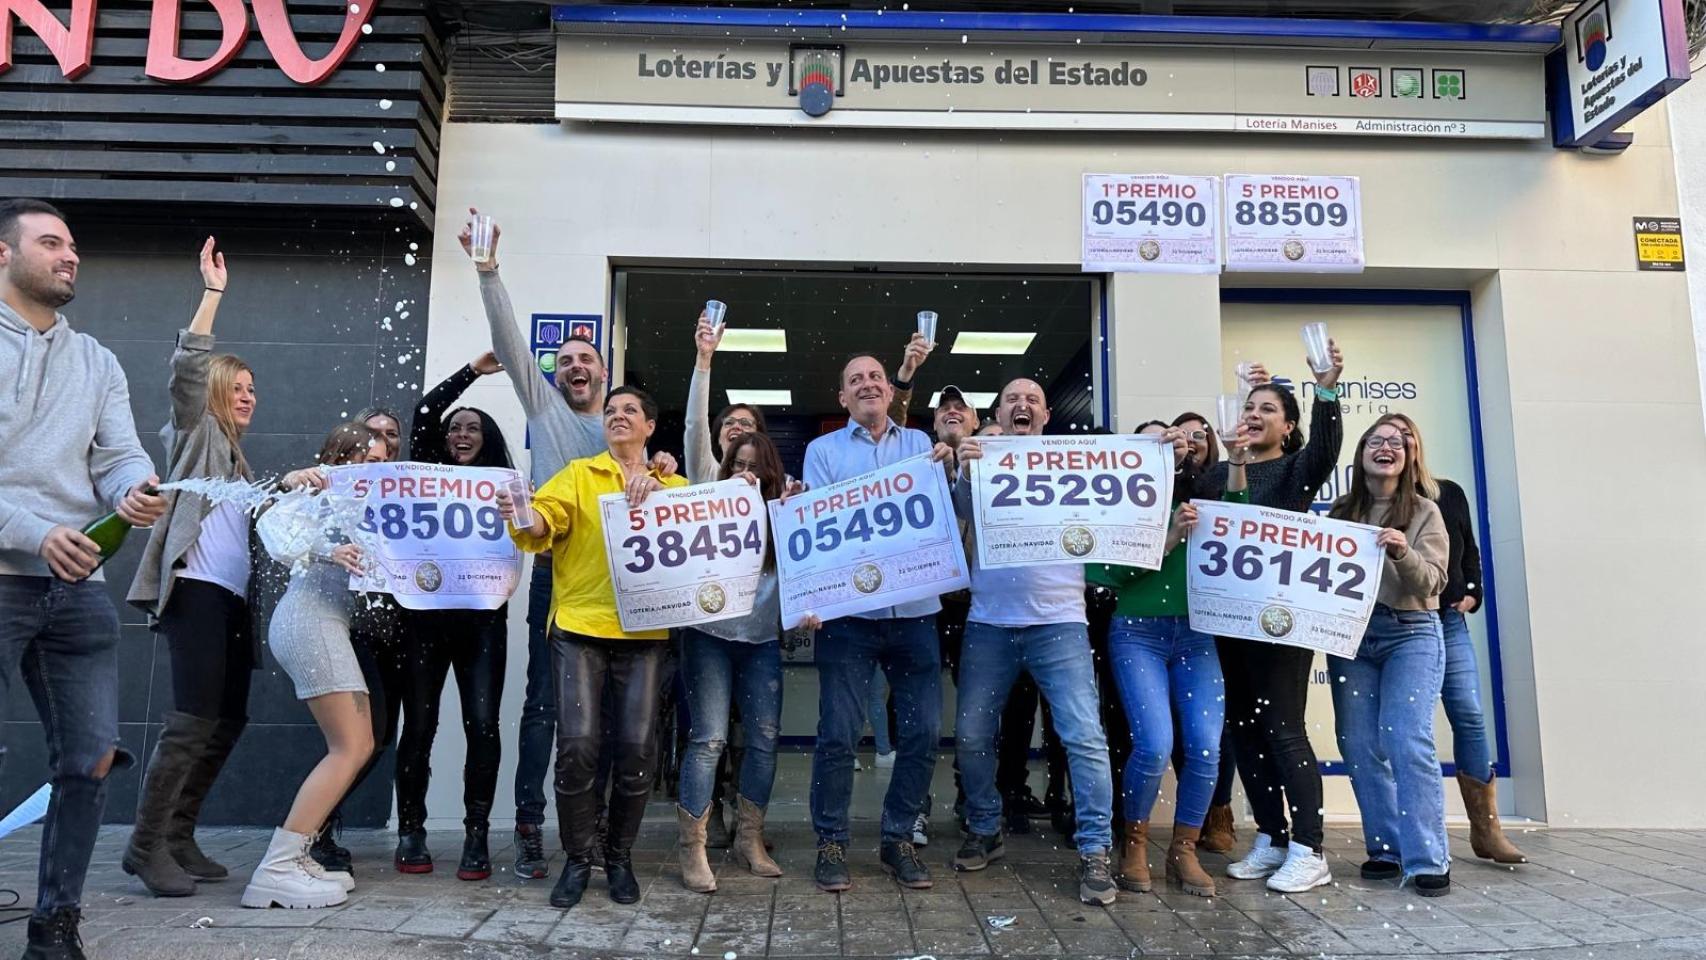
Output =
[
  {"x1": 0, "y1": 576, "x2": 134, "y2": 917},
  {"x1": 957, "y1": 621, "x2": 1114, "y2": 854},
  {"x1": 679, "y1": 630, "x2": 783, "y2": 816},
  {"x1": 1108, "y1": 616, "x2": 1225, "y2": 828},
  {"x1": 811, "y1": 616, "x2": 940, "y2": 845},
  {"x1": 1330, "y1": 606, "x2": 1450, "y2": 879},
  {"x1": 513, "y1": 561, "x2": 556, "y2": 826},
  {"x1": 867, "y1": 665, "x2": 893, "y2": 755},
  {"x1": 1439, "y1": 609, "x2": 1494, "y2": 783}
]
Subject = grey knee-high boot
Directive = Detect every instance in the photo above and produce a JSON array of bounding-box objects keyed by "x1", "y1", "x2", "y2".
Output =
[{"x1": 123, "y1": 712, "x2": 218, "y2": 896}]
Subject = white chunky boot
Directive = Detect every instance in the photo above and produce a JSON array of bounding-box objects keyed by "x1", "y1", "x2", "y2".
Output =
[
  {"x1": 242, "y1": 828, "x2": 349, "y2": 909},
  {"x1": 304, "y1": 856, "x2": 355, "y2": 893}
]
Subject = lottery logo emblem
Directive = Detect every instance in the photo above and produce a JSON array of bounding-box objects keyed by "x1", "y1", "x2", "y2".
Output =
[
  {"x1": 1060, "y1": 526, "x2": 1096, "y2": 558},
  {"x1": 696, "y1": 582, "x2": 728, "y2": 615},
  {"x1": 1258, "y1": 605, "x2": 1295, "y2": 639},
  {"x1": 414, "y1": 561, "x2": 444, "y2": 593},
  {"x1": 1282, "y1": 240, "x2": 1307, "y2": 262},
  {"x1": 851, "y1": 562, "x2": 884, "y2": 595},
  {"x1": 1138, "y1": 240, "x2": 1161, "y2": 262}
]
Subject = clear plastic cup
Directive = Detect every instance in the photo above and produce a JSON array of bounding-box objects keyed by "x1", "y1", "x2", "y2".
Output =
[
  {"x1": 469, "y1": 215, "x2": 495, "y2": 264},
  {"x1": 705, "y1": 300, "x2": 728, "y2": 329},
  {"x1": 1302, "y1": 322, "x2": 1333, "y2": 374},
  {"x1": 505, "y1": 476, "x2": 535, "y2": 529},
  {"x1": 917, "y1": 310, "x2": 939, "y2": 345},
  {"x1": 1216, "y1": 393, "x2": 1244, "y2": 444}
]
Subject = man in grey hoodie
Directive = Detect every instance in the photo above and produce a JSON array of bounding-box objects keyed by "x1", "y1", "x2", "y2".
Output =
[{"x1": 0, "y1": 199, "x2": 166, "y2": 960}]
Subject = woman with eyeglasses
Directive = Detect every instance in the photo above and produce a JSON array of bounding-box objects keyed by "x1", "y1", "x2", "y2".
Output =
[
  {"x1": 675, "y1": 432, "x2": 788, "y2": 893},
  {"x1": 1382, "y1": 413, "x2": 1524, "y2": 865},
  {"x1": 1199, "y1": 345, "x2": 1345, "y2": 894},
  {"x1": 682, "y1": 310, "x2": 772, "y2": 847},
  {"x1": 1327, "y1": 416, "x2": 1451, "y2": 896}
]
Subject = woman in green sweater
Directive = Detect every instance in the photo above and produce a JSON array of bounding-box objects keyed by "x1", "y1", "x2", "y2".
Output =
[{"x1": 1091, "y1": 422, "x2": 1249, "y2": 898}]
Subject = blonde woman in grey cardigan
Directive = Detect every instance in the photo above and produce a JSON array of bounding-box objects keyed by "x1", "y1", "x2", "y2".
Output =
[{"x1": 123, "y1": 239, "x2": 257, "y2": 898}]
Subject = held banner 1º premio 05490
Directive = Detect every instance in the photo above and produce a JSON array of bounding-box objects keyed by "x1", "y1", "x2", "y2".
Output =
[
  {"x1": 601, "y1": 478, "x2": 769, "y2": 632},
  {"x1": 330, "y1": 462, "x2": 523, "y2": 611},
  {"x1": 769, "y1": 454, "x2": 968, "y2": 630},
  {"x1": 969, "y1": 434, "x2": 1174, "y2": 571},
  {"x1": 1185, "y1": 500, "x2": 1383, "y2": 657}
]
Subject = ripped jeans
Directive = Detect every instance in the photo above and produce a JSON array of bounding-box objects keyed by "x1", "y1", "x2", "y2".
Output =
[
  {"x1": 678, "y1": 629, "x2": 783, "y2": 817},
  {"x1": 0, "y1": 576, "x2": 132, "y2": 918}
]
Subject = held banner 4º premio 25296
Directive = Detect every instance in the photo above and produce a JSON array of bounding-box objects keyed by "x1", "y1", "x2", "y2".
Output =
[
  {"x1": 601, "y1": 478, "x2": 769, "y2": 632},
  {"x1": 769, "y1": 454, "x2": 968, "y2": 630},
  {"x1": 969, "y1": 435, "x2": 1174, "y2": 571},
  {"x1": 1185, "y1": 500, "x2": 1383, "y2": 658},
  {"x1": 330, "y1": 462, "x2": 523, "y2": 611}
]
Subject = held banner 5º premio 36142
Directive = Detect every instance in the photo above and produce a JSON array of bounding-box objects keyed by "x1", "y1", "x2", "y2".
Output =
[
  {"x1": 968, "y1": 434, "x2": 1174, "y2": 571},
  {"x1": 601, "y1": 478, "x2": 769, "y2": 633},
  {"x1": 1185, "y1": 500, "x2": 1383, "y2": 657},
  {"x1": 769, "y1": 454, "x2": 967, "y2": 630}
]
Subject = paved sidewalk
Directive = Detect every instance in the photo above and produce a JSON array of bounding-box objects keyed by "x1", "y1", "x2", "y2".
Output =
[{"x1": 4, "y1": 819, "x2": 1706, "y2": 959}]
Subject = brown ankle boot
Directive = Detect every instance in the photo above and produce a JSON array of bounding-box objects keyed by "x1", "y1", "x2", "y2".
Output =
[
  {"x1": 732, "y1": 797, "x2": 782, "y2": 878},
  {"x1": 1457, "y1": 773, "x2": 1526, "y2": 864},
  {"x1": 1199, "y1": 803, "x2": 1236, "y2": 855},
  {"x1": 1116, "y1": 821, "x2": 1151, "y2": 893},
  {"x1": 1166, "y1": 824, "x2": 1216, "y2": 897},
  {"x1": 677, "y1": 806, "x2": 718, "y2": 893}
]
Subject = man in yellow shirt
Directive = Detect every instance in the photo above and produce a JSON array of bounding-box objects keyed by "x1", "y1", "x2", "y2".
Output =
[{"x1": 501, "y1": 385, "x2": 686, "y2": 911}]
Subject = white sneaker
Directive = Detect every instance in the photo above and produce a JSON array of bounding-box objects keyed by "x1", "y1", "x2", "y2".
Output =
[
  {"x1": 875, "y1": 751, "x2": 896, "y2": 769},
  {"x1": 1266, "y1": 842, "x2": 1333, "y2": 894},
  {"x1": 1226, "y1": 833, "x2": 1289, "y2": 879},
  {"x1": 242, "y1": 828, "x2": 350, "y2": 909}
]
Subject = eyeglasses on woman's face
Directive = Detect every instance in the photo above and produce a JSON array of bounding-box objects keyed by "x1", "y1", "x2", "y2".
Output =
[
  {"x1": 723, "y1": 416, "x2": 758, "y2": 431},
  {"x1": 1364, "y1": 435, "x2": 1406, "y2": 451},
  {"x1": 732, "y1": 457, "x2": 757, "y2": 473}
]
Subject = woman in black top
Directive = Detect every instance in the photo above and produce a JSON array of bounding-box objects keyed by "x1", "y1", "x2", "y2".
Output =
[
  {"x1": 392, "y1": 351, "x2": 516, "y2": 881},
  {"x1": 1200, "y1": 345, "x2": 1345, "y2": 894}
]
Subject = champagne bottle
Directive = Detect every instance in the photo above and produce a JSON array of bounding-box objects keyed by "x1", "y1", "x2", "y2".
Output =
[
  {"x1": 81, "y1": 511, "x2": 134, "y2": 572},
  {"x1": 81, "y1": 485, "x2": 158, "y2": 571}
]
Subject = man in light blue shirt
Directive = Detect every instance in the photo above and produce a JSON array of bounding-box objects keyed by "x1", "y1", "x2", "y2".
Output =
[
  {"x1": 948, "y1": 378, "x2": 1118, "y2": 908},
  {"x1": 802, "y1": 353, "x2": 950, "y2": 894}
]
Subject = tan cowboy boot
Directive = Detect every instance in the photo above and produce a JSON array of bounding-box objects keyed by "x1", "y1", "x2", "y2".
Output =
[
  {"x1": 677, "y1": 806, "x2": 718, "y2": 893},
  {"x1": 1457, "y1": 772, "x2": 1526, "y2": 864},
  {"x1": 732, "y1": 797, "x2": 783, "y2": 878}
]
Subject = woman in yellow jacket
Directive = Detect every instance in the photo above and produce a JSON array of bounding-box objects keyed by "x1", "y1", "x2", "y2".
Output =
[{"x1": 498, "y1": 384, "x2": 686, "y2": 911}]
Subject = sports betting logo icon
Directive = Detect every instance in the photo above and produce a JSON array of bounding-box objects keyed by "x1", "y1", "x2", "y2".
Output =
[{"x1": 1575, "y1": 0, "x2": 1612, "y2": 72}]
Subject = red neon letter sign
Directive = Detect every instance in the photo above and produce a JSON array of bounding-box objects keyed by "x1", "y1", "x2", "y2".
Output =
[
  {"x1": 251, "y1": 0, "x2": 376, "y2": 85},
  {"x1": 0, "y1": 0, "x2": 97, "y2": 79},
  {"x1": 145, "y1": 0, "x2": 245, "y2": 83}
]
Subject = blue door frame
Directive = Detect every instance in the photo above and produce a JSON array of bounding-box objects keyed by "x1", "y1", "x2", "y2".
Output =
[{"x1": 1219, "y1": 287, "x2": 1512, "y2": 780}]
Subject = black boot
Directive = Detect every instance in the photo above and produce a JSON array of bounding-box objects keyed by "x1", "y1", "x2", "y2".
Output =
[
  {"x1": 550, "y1": 858, "x2": 593, "y2": 908},
  {"x1": 167, "y1": 716, "x2": 244, "y2": 882},
  {"x1": 123, "y1": 712, "x2": 214, "y2": 897},
  {"x1": 605, "y1": 853, "x2": 640, "y2": 904},
  {"x1": 311, "y1": 816, "x2": 353, "y2": 874},
  {"x1": 23, "y1": 907, "x2": 86, "y2": 960},
  {"x1": 457, "y1": 822, "x2": 492, "y2": 881},
  {"x1": 395, "y1": 827, "x2": 433, "y2": 874}
]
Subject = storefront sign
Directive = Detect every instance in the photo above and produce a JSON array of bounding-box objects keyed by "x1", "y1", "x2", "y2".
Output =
[
  {"x1": 769, "y1": 454, "x2": 967, "y2": 629},
  {"x1": 1082, "y1": 174, "x2": 1220, "y2": 274},
  {"x1": 1633, "y1": 216, "x2": 1686, "y2": 270},
  {"x1": 968, "y1": 435, "x2": 1174, "y2": 570},
  {"x1": 0, "y1": 0, "x2": 377, "y2": 85},
  {"x1": 332, "y1": 462, "x2": 523, "y2": 611},
  {"x1": 1186, "y1": 500, "x2": 1383, "y2": 658},
  {"x1": 600, "y1": 478, "x2": 768, "y2": 632},
  {"x1": 556, "y1": 35, "x2": 1546, "y2": 138},
  {"x1": 1223, "y1": 175, "x2": 1364, "y2": 274},
  {"x1": 1552, "y1": 0, "x2": 1691, "y2": 148}
]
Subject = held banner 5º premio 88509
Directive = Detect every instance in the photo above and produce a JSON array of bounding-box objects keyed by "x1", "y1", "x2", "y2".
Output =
[
  {"x1": 1185, "y1": 500, "x2": 1384, "y2": 658},
  {"x1": 600, "y1": 479, "x2": 769, "y2": 633},
  {"x1": 769, "y1": 454, "x2": 968, "y2": 630},
  {"x1": 330, "y1": 462, "x2": 523, "y2": 611},
  {"x1": 968, "y1": 434, "x2": 1174, "y2": 571}
]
